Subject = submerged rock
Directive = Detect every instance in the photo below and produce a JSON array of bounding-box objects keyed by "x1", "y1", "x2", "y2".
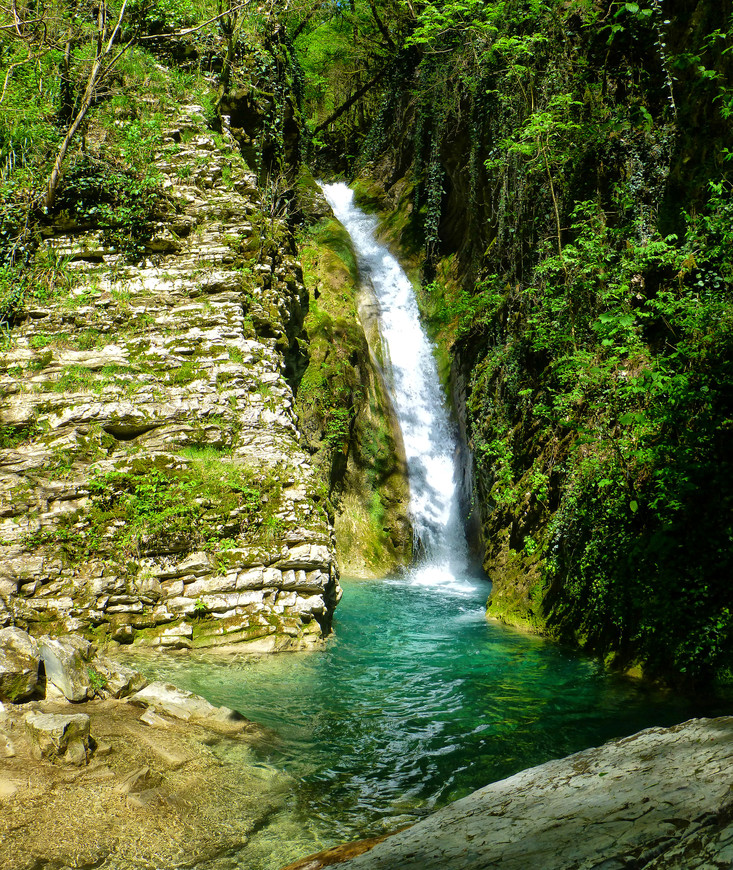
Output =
[
  {"x1": 0, "y1": 690, "x2": 286, "y2": 870},
  {"x1": 0, "y1": 627, "x2": 274, "y2": 868},
  {"x1": 128, "y1": 680, "x2": 250, "y2": 734}
]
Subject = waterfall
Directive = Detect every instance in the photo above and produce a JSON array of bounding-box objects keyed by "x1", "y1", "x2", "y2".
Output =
[{"x1": 321, "y1": 183, "x2": 470, "y2": 591}]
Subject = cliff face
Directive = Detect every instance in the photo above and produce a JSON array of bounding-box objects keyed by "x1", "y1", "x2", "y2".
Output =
[
  {"x1": 294, "y1": 179, "x2": 412, "y2": 578},
  {"x1": 0, "y1": 102, "x2": 342, "y2": 651},
  {"x1": 0, "y1": 1, "x2": 421, "y2": 650}
]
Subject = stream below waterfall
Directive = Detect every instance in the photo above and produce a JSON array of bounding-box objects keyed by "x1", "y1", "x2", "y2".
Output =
[
  {"x1": 129, "y1": 186, "x2": 725, "y2": 869},
  {"x1": 129, "y1": 574, "x2": 718, "y2": 869}
]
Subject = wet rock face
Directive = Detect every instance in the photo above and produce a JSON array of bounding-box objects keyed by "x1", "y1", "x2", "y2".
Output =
[{"x1": 0, "y1": 104, "x2": 341, "y2": 651}]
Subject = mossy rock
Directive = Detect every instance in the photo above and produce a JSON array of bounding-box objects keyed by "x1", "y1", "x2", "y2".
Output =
[{"x1": 484, "y1": 539, "x2": 548, "y2": 634}]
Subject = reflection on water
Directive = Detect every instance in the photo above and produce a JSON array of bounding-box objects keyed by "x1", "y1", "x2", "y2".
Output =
[{"x1": 128, "y1": 574, "x2": 721, "y2": 869}]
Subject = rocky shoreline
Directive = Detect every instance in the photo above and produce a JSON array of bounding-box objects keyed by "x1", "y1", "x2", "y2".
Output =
[
  {"x1": 284, "y1": 717, "x2": 733, "y2": 870},
  {"x1": 0, "y1": 626, "x2": 288, "y2": 869},
  {"x1": 4, "y1": 625, "x2": 733, "y2": 870}
]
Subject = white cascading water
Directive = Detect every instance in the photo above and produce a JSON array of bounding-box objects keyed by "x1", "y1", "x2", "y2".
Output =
[{"x1": 321, "y1": 182, "x2": 470, "y2": 591}]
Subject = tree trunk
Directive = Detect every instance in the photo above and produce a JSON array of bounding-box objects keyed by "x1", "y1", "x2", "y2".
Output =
[
  {"x1": 45, "y1": 0, "x2": 130, "y2": 209},
  {"x1": 45, "y1": 56, "x2": 103, "y2": 208}
]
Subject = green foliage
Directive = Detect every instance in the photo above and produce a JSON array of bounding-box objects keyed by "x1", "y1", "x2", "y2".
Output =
[
  {"x1": 324, "y1": 406, "x2": 351, "y2": 446},
  {"x1": 0, "y1": 247, "x2": 73, "y2": 325},
  {"x1": 464, "y1": 181, "x2": 733, "y2": 682},
  {"x1": 52, "y1": 147, "x2": 163, "y2": 261},
  {"x1": 421, "y1": 270, "x2": 504, "y2": 345},
  {"x1": 53, "y1": 365, "x2": 96, "y2": 393},
  {"x1": 85, "y1": 465, "x2": 203, "y2": 557},
  {"x1": 28, "y1": 451, "x2": 283, "y2": 562},
  {"x1": 128, "y1": 0, "x2": 219, "y2": 31},
  {"x1": 167, "y1": 361, "x2": 201, "y2": 385},
  {"x1": 87, "y1": 666, "x2": 108, "y2": 692},
  {"x1": 405, "y1": 0, "x2": 555, "y2": 76},
  {"x1": 291, "y1": 0, "x2": 411, "y2": 162},
  {"x1": 352, "y1": 0, "x2": 733, "y2": 681},
  {"x1": 0, "y1": 421, "x2": 39, "y2": 448},
  {"x1": 0, "y1": 31, "x2": 61, "y2": 246}
]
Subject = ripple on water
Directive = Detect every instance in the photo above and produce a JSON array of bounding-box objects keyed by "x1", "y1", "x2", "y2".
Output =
[{"x1": 126, "y1": 573, "x2": 720, "y2": 869}]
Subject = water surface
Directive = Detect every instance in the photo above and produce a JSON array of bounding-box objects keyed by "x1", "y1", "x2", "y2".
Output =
[{"x1": 132, "y1": 572, "x2": 711, "y2": 868}]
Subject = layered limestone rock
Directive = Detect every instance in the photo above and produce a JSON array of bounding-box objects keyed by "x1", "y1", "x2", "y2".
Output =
[
  {"x1": 0, "y1": 103, "x2": 341, "y2": 651},
  {"x1": 285, "y1": 716, "x2": 733, "y2": 870},
  {"x1": 0, "y1": 628, "x2": 147, "y2": 707}
]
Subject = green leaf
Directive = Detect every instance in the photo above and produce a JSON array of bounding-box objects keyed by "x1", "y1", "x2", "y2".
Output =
[{"x1": 629, "y1": 500, "x2": 639, "y2": 513}]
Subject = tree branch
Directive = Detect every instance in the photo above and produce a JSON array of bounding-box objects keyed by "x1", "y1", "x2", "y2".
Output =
[
  {"x1": 313, "y1": 64, "x2": 389, "y2": 135},
  {"x1": 138, "y1": 1, "x2": 251, "y2": 40},
  {"x1": 365, "y1": 0, "x2": 395, "y2": 50},
  {"x1": 291, "y1": 0, "x2": 327, "y2": 42},
  {"x1": 45, "y1": 0, "x2": 132, "y2": 208}
]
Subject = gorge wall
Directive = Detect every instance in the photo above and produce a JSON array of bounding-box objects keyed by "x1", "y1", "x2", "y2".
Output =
[
  {"x1": 330, "y1": 0, "x2": 733, "y2": 683},
  {"x1": 293, "y1": 178, "x2": 412, "y2": 577},
  {"x1": 2, "y1": 0, "x2": 732, "y2": 682},
  {"x1": 0, "y1": 101, "x2": 342, "y2": 651}
]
